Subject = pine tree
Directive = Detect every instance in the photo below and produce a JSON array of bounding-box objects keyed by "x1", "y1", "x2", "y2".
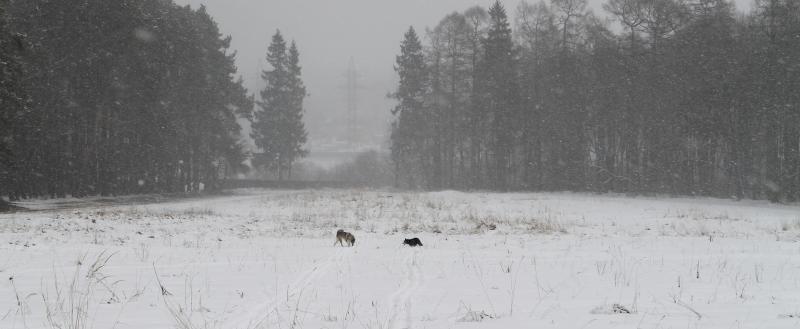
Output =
[
  {"x1": 186, "y1": 5, "x2": 254, "y2": 191},
  {"x1": 251, "y1": 31, "x2": 307, "y2": 180},
  {"x1": 390, "y1": 27, "x2": 428, "y2": 188},
  {"x1": 476, "y1": 1, "x2": 518, "y2": 190}
]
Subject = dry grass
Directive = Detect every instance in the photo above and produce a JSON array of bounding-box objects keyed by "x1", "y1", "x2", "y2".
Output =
[{"x1": 40, "y1": 251, "x2": 117, "y2": 329}]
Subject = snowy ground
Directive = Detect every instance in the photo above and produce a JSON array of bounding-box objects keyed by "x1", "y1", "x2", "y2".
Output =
[{"x1": 1, "y1": 189, "x2": 800, "y2": 329}]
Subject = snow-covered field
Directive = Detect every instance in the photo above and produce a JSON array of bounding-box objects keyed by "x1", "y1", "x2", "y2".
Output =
[{"x1": 1, "y1": 189, "x2": 800, "y2": 329}]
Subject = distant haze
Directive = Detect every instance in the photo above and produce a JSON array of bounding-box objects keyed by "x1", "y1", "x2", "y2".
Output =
[{"x1": 174, "y1": 0, "x2": 755, "y2": 151}]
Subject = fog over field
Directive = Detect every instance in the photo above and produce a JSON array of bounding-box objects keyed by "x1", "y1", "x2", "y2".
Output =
[{"x1": 174, "y1": 0, "x2": 755, "y2": 150}]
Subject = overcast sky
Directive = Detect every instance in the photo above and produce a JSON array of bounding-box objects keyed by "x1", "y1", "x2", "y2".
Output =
[{"x1": 174, "y1": 0, "x2": 754, "y2": 149}]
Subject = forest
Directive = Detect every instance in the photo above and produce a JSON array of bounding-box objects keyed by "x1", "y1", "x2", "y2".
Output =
[
  {"x1": 390, "y1": 0, "x2": 800, "y2": 201},
  {"x1": 2, "y1": 0, "x2": 799, "y2": 203},
  {"x1": 0, "y1": 0, "x2": 260, "y2": 200}
]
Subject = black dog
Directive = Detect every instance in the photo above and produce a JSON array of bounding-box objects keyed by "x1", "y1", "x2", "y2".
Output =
[{"x1": 403, "y1": 237, "x2": 423, "y2": 247}]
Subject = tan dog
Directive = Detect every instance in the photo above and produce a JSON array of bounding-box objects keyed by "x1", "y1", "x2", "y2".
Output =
[{"x1": 335, "y1": 229, "x2": 356, "y2": 247}]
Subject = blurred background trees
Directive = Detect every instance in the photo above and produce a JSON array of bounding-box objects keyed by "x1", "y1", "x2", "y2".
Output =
[{"x1": 390, "y1": 0, "x2": 800, "y2": 201}]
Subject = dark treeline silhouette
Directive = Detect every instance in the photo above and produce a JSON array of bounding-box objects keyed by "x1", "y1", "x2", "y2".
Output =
[
  {"x1": 391, "y1": 0, "x2": 800, "y2": 201},
  {"x1": 0, "y1": 0, "x2": 255, "y2": 199}
]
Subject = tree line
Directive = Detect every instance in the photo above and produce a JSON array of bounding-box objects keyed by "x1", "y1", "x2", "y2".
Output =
[
  {"x1": 0, "y1": 0, "x2": 308, "y2": 200},
  {"x1": 0, "y1": 0, "x2": 253, "y2": 199},
  {"x1": 390, "y1": 0, "x2": 800, "y2": 201}
]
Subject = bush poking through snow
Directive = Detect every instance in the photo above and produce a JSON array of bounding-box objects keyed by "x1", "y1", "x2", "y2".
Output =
[
  {"x1": 590, "y1": 303, "x2": 634, "y2": 315},
  {"x1": 612, "y1": 304, "x2": 632, "y2": 314},
  {"x1": 456, "y1": 310, "x2": 495, "y2": 322},
  {"x1": 475, "y1": 222, "x2": 497, "y2": 232}
]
